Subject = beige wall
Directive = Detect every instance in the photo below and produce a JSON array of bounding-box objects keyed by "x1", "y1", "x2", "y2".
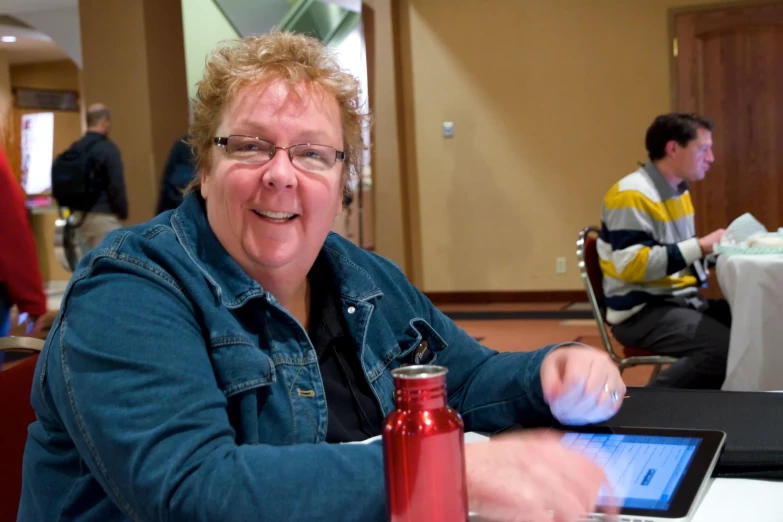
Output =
[
  {"x1": 79, "y1": 0, "x2": 189, "y2": 225},
  {"x1": 9, "y1": 60, "x2": 83, "y2": 283},
  {"x1": 9, "y1": 60, "x2": 83, "y2": 179},
  {"x1": 0, "y1": 52, "x2": 12, "y2": 151},
  {"x1": 361, "y1": 0, "x2": 408, "y2": 272},
  {"x1": 400, "y1": 0, "x2": 743, "y2": 292},
  {"x1": 144, "y1": 0, "x2": 191, "y2": 184}
]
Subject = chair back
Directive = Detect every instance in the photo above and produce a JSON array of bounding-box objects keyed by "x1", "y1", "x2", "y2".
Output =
[
  {"x1": 576, "y1": 227, "x2": 621, "y2": 363},
  {"x1": 0, "y1": 337, "x2": 43, "y2": 522}
]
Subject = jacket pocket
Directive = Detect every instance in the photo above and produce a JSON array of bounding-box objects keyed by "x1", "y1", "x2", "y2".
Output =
[
  {"x1": 396, "y1": 318, "x2": 449, "y2": 366},
  {"x1": 209, "y1": 335, "x2": 275, "y2": 444},
  {"x1": 209, "y1": 335, "x2": 275, "y2": 397}
]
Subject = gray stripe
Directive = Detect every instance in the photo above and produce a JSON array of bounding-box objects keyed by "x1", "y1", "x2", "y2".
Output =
[
  {"x1": 643, "y1": 245, "x2": 669, "y2": 281},
  {"x1": 642, "y1": 162, "x2": 689, "y2": 200},
  {"x1": 605, "y1": 241, "x2": 668, "y2": 282},
  {"x1": 602, "y1": 206, "x2": 687, "y2": 244}
]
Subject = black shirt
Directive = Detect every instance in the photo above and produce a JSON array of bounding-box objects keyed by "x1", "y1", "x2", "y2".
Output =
[
  {"x1": 308, "y1": 260, "x2": 384, "y2": 443},
  {"x1": 71, "y1": 131, "x2": 127, "y2": 219},
  {"x1": 156, "y1": 134, "x2": 196, "y2": 214}
]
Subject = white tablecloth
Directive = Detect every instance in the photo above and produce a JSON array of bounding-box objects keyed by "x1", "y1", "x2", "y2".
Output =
[
  {"x1": 691, "y1": 478, "x2": 783, "y2": 522},
  {"x1": 468, "y1": 475, "x2": 782, "y2": 521},
  {"x1": 717, "y1": 255, "x2": 783, "y2": 391}
]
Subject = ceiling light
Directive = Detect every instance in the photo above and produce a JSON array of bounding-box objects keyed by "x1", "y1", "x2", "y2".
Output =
[{"x1": 1, "y1": 36, "x2": 17, "y2": 43}]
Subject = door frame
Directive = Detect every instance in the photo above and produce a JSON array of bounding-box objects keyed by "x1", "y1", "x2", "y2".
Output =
[{"x1": 668, "y1": 0, "x2": 783, "y2": 110}]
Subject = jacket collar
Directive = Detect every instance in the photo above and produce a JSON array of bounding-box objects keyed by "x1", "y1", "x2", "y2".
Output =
[
  {"x1": 318, "y1": 241, "x2": 383, "y2": 303},
  {"x1": 642, "y1": 161, "x2": 689, "y2": 201},
  {"x1": 171, "y1": 192, "x2": 381, "y2": 308}
]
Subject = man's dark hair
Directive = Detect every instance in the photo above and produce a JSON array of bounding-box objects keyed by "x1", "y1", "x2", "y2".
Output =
[{"x1": 645, "y1": 113, "x2": 713, "y2": 161}]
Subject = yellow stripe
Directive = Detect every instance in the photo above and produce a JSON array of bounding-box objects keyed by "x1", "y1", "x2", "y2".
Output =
[
  {"x1": 664, "y1": 192, "x2": 694, "y2": 221},
  {"x1": 600, "y1": 250, "x2": 649, "y2": 283},
  {"x1": 599, "y1": 259, "x2": 622, "y2": 279},
  {"x1": 604, "y1": 186, "x2": 694, "y2": 223},
  {"x1": 621, "y1": 248, "x2": 649, "y2": 282},
  {"x1": 680, "y1": 192, "x2": 694, "y2": 214},
  {"x1": 647, "y1": 275, "x2": 697, "y2": 288},
  {"x1": 601, "y1": 256, "x2": 697, "y2": 288}
]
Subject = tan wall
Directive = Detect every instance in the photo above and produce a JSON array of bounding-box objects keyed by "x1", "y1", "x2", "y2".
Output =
[
  {"x1": 79, "y1": 0, "x2": 189, "y2": 225},
  {"x1": 8, "y1": 60, "x2": 83, "y2": 180},
  {"x1": 9, "y1": 60, "x2": 83, "y2": 283},
  {"x1": 79, "y1": 0, "x2": 153, "y2": 224},
  {"x1": 143, "y1": 0, "x2": 190, "y2": 183},
  {"x1": 362, "y1": 0, "x2": 408, "y2": 272},
  {"x1": 400, "y1": 0, "x2": 743, "y2": 292},
  {"x1": 0, "y1": 52, "x2": 11, "y2": 151}
]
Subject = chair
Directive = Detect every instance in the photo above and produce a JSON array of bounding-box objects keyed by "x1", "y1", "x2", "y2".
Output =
[
  {"x1": 0, "y1": 336, "x2": 44, "y2": 522},
  {"x1": 576, "y1": 227, "x2": 677, "y2": 383}
]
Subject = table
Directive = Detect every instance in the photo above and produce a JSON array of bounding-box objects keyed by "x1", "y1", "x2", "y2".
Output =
[
  {"x1": 691, "y1": 478, "x2": 783, "y2": 522},
  {"x1": 716, "y1": 255, "x2": 783, "y2": 391}
]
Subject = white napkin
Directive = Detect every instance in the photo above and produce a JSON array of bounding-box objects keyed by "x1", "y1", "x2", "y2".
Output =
[{"x1": 721, "y1": 213, "x2": 768, "y2": 246}]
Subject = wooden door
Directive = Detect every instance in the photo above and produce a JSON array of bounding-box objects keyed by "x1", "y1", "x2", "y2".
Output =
[{"x1": 675, "y1": 2, "x2": 783, "y2": 296}]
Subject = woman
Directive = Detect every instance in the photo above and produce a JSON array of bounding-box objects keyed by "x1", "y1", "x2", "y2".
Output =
[{"x1": 19, "y1": 32, "x2": 625, "y2": 522}]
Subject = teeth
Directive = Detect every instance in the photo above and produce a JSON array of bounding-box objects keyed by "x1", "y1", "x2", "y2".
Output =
[{"x1": 255, "y1": 210, "x2": 295, "y2": 219}]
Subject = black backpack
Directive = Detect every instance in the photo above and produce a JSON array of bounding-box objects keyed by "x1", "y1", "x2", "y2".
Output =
[{"x1": 51, "y1": 137, "x2": 106, "y2": 211}]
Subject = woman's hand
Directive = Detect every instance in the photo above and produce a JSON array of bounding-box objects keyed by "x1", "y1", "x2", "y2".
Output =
[
  {"x1": 465, "y1": 431, "x2": 617, "y2": 522},
  {"x1": 540, "y1": 345, "x2": 626, "y2": 425}
]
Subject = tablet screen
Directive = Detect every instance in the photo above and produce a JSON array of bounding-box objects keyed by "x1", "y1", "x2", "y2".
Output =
[{"x1": 560, "y1": 432, "x2": 700, "y2": 510}]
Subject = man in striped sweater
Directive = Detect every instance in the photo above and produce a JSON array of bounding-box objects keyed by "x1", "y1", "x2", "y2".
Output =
[{"x1": 599, "y1": 113, "x2": 730, "y2": 389}]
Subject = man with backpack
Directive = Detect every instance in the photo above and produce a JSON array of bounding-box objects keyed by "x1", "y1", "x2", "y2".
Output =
[{"x1": 52, "y1": 103, "x2": 127, "y2": 250}]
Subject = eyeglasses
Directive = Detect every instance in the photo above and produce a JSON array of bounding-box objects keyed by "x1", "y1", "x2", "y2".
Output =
[{"x1": 213, "y1": 135, "x2": 345, "y2": 173}]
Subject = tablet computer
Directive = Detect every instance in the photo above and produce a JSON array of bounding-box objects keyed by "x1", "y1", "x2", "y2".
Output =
[{"x1": 557, "y1": 426, "x2": 726, "y2": 522}]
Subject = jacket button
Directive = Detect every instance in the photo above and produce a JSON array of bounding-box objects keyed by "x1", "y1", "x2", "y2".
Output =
[{"x1": 347, "y1": 306, "x2": 356, "y2": 314}]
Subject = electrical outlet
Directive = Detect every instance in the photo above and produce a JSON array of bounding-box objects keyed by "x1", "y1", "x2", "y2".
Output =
[
  {"x1": 556, "y1": 257, "x2": 567, "y2": 274},
  {"x1": 442, "y1": 121, "x2": 454, "y2": 138}
]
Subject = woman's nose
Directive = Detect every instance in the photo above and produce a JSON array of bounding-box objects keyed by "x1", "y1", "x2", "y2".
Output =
[{"x1": 261, "y1": 151, "x2": 298, "y2": 189}]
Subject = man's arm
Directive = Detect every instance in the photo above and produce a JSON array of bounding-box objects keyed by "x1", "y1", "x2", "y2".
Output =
[
  {"x1": 601, "y1": 190, "x2": 702, "y2": 283},
  {"x1": 104, "y1": 142, "x2": 128, "y2": 220},
  {"x1": 0, "y1": 149, "x2": 47, "y2": 319}
]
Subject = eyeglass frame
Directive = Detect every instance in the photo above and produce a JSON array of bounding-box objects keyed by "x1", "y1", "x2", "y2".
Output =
[{"x1": 213, "y1": 135, "x2": 346, "y2": 170}]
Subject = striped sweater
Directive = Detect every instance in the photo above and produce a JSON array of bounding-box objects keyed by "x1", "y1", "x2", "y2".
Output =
[{"x1": 599, "y1": 162, "x2": 704, "y2": 324}]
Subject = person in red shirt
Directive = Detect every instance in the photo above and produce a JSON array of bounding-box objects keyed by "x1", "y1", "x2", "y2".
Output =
[{"x1": 0, "y1": 144, "x2": 47, "y2": 344}]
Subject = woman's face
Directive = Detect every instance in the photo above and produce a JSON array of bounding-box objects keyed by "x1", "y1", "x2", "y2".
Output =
[{"x1": 201, "y1": 80, "x2": 344, "y2": 282}]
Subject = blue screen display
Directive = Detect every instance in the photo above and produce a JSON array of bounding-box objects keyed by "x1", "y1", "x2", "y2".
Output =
[{"x1": 560, "y1": 433, "x2": 701, "y2": 510}]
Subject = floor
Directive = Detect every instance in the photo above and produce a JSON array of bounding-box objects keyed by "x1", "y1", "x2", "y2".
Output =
[
  {"x1": 3, "y1": 296, "x2": 656, "y2": 386},
  {"x1": 441, "y1": 302, "x2": 655, "y2": 387}
]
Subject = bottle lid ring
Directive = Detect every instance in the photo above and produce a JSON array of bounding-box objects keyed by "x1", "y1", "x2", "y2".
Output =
[{"x1": 391, "y1": 365, "x2": 448, "y2": 379}]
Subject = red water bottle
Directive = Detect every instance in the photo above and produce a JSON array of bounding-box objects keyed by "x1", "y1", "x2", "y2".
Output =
[{"x1": 382, "y1": 365, "x2": 468, "y2": 522}]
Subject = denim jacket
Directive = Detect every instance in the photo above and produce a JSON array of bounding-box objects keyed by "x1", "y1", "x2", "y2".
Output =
[{"x1": 20, "y1": 193, "x2": 557, "y2": 522}]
